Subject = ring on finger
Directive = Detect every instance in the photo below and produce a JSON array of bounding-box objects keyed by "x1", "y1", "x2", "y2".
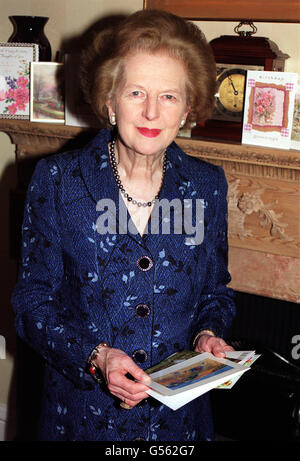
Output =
[{"x1": 120, "y1": 399, "x2": 133, "y2": 410}]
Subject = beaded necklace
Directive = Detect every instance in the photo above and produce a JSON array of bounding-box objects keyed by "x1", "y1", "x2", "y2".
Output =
[{"x1": 109, "y1": 138, "x2": 166, "y2": 207}]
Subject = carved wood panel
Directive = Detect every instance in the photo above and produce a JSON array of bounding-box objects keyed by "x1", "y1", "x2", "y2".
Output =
[{"x1": 177, "y1": 137, "x2": 300, "y2": 303}]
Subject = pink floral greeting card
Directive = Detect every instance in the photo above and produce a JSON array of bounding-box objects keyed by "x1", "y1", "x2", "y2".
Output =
[
  {"x1": 242, "y1": 71, "x2": 298, "y2": 149},
  {"x1": 0, "y1": 43, "x2": 38, "y2": 119}
]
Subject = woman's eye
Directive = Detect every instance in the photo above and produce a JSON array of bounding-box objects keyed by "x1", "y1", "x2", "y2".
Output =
[
  {"x1": 131, "y1": 90, "x2": 143, "y2": 97},
  {"x1": 162, "y1": 94, "x2": 176, "y2": 102}
]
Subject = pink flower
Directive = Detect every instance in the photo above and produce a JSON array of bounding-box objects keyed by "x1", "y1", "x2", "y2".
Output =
[
  {"x1": 7, "y1": 89, "x2": 15, "y2": 99},
  {"x1": 260, "y1": 91, "x2": 273, "y2": 107},
  {"x1": 17, "y1": 76, "x2": 29, "y2": 87},
  {"x1": 14, "y1": 87, "x2": 29, "y2": 110},
  {"x1": 8, "y1": 103, "x2": 18, "y2": 115},
  {"x1": 256, "y1": 105, "x2": 265, "y2": 115},
  {"x1": 0, "y1": 90, "x2": 6, "y2": 101},
  {"x1": 17, "y1": 102, "x2": 26, "y2": 111}
]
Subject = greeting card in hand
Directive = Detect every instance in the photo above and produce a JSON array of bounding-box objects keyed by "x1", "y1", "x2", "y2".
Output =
[
  {"x1": 145, "y1": 352, "x2": 249, "y2": 410},
  {"x1": 216, "y1": 350, "x2": 260, "y2": 389},
  {"x1": 242, "y1": 71, "x2": 298, "y2": 149},
  {"x1": 0, "y1": 43, "x2": 38, "y2": 119}
]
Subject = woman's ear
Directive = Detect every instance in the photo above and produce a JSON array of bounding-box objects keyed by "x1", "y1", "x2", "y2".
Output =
[
  {"x1": 184, "y1": 104, "x2": 191, "y2": 119},
  {"x1": 105, "y1": 98, "x2": 114, "y2": 117},
  {"x1": 180, "y1": 105, "x2": 190, "y2": 127},
  {"x1": 106, "y1": 99, "x2": 117, "y2": 125}
]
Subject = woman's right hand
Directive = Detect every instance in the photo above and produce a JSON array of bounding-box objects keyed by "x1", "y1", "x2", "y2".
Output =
[{"x1": 94, "y1": 347, "x2": 151, "y2": 408}]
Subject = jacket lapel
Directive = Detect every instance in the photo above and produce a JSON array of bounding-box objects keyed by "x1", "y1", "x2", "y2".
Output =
[
  {"x1": 79, "y1": 129, "x2": 148, "y2": 248},
  {"x1": 79, "y1": 129, "x2": 116, "y2": 204}
]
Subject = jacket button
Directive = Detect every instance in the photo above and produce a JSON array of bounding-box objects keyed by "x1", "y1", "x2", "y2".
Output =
[
  {"x1": 135, "y1": 304, "x2": 150, "y2": 318},
  {"x1": 132, "y1": 349, "x2": 148, "y2": 363},
  {"x1": 137, "y1": 256, "x2": 153, "y2": 271}
]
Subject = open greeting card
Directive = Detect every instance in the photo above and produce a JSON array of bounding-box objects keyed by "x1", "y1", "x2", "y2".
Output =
[
  {"x1": 144, "y1": 351, "x2": 253, "y2": 411},
  {"x1": 242, "y1": 70, "x2": 298, "y2": 149}
]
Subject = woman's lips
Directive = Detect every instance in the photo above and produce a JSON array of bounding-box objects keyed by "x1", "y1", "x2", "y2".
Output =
[{"x1": 137, "y1": 127, "x2": 162, "y2": 138}]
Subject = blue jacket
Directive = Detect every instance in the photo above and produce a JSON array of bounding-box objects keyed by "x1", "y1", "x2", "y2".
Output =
[{"x1": 12, "y1": 129, "x2": 235, "y2": 441}]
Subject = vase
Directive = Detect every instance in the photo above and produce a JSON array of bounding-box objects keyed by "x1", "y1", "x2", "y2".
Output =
[{"x1": 8, "y1": 16, "x2": 52, "y2": 61}]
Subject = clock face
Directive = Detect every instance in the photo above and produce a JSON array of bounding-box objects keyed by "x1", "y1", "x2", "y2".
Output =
[
  {"x1": 214, "y1": 68, "x2": 247, "y2": 122},
  {"x1": 212, "y1": 63, "x2": 264, "y2": 123}
]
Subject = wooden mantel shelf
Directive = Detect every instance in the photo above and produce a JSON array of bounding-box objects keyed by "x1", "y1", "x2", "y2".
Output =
[
  {"x1": 0, "y1": 119, "x2": 92, "y2": 156},
  {"x1": 1, "y1": 118, "x2": 299, "y2": 303}
]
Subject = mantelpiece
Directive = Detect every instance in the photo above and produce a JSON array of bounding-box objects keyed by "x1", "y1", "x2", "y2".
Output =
[{"x1": 1, "y1": 119, "x2": 299, "y2": 303}]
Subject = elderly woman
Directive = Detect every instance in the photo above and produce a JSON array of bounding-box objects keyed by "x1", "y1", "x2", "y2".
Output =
[{"x1": 12, "y1": 10, "x2": 235, "y2": 441}]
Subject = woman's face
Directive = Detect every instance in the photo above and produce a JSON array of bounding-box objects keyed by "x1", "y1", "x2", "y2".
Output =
[{"x1": 106, "y1": 51, "x2": 189, "y2": 158}]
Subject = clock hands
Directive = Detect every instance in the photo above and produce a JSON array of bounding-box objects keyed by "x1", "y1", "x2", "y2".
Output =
[
  {"x1": 215, "y1": 68, "x2": 246, "y2": 120},
  {"x1": 228, "y1": 75, "x2": 239, "y2": 95}
]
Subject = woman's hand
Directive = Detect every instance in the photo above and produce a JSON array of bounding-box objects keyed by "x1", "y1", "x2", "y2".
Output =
[
  {"x1": 94, "y1": 347, "x2": 151, "y2": 408},
  {"x1": 195, "y1": 334, "x2": 234, "y2": 358}
]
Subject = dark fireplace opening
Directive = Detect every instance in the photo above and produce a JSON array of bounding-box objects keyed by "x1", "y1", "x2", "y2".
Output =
[
  {"x1": 212, "y1": 291, "x2": 300, "y2": 441},
  {"x1": 228, "y1": 291, "x2": 300, "y2": 365}
]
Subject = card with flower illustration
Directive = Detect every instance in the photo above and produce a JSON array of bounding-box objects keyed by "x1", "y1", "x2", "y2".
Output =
[
  {"x1": 242, "y1": 71, "x2": 298, "y2": 149},
  {"x1": 0, "y1": 42, "x2": 38, "y2": 119},
  {"x1": 30, "y1": 62, "x2": 65, "y2": 123}
]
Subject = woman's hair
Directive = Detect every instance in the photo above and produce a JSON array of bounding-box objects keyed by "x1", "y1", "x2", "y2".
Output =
[{"x1": 80, "y1": 9, "x2": 216, "y2": 127}]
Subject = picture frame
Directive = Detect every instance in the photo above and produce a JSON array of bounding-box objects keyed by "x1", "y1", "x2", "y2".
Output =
[
  {"x1": 30, "y1": 62, "x2": 65, "y2": 124},
  {"x1": 0, "y1": 42, "x2": 39, "y2": 120},
  {"x1": 143, "y1": 0, "x2": 300, "y2": 23}
]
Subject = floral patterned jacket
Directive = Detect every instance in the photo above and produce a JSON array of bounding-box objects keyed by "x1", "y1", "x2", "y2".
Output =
[{"x1": 12, "y1": 129, "x2": 235, "y2": 441}]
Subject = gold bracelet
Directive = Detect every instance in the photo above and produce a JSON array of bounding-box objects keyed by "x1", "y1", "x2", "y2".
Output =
[
  {"x1": 193, "y1": 329, "x2": 215, "y2": 349},
  {"x1": 87, "y1": 342, "x2": 110, "y2": 383}
]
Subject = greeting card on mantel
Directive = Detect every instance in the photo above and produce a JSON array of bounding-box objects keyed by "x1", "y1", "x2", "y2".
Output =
[
  {"x1": 0, "y1": 42, "x2": 39, "y2": 119},
  {"x1": 242, "y1": 71, "x2": 298, "y2": 150}
]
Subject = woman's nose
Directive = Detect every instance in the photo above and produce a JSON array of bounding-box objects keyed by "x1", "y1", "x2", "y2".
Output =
[{"x1": 143, "y1": 95, "x2": 159, "y2": 120}]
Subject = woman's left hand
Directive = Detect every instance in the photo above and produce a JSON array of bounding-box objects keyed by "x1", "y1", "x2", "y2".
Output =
[{"x1": 195, "y1": 334, "x2": 234, "y2": 358}]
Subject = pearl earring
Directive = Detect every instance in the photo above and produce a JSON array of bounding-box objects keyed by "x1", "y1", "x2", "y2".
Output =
[
  {"x1": 180, "y1": 119, "x2": 186, "y2": 128},
  {"x1": 110, "y1": 113, "x2": 116, "y2": 125}
]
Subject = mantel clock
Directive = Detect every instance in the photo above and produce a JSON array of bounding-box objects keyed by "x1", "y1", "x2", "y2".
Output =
[{"x1": 192, "y1": 22, "x2": 288, "y2": 141}]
